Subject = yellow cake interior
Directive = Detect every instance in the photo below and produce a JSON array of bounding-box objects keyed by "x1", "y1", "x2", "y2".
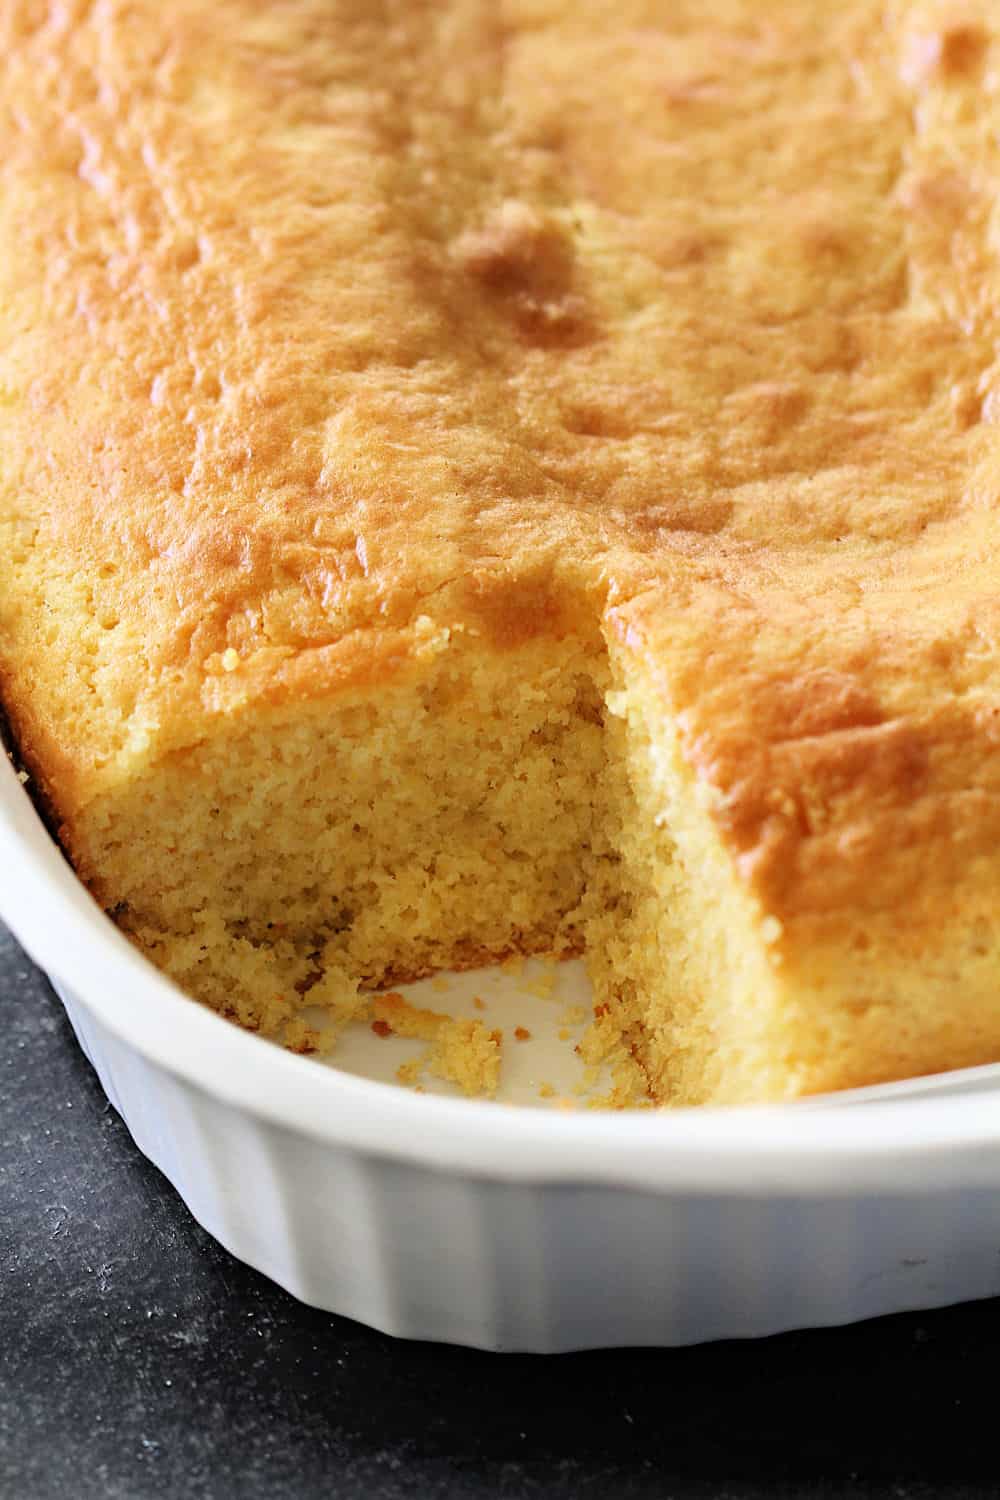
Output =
[{"x1": 62, "y1": 616, "x2": 787, "y2": 1107}]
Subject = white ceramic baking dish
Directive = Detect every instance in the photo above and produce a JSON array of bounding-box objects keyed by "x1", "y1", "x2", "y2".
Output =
[{"x1": 5, "y1": 747, "x2": 1000, "y2": 1352}]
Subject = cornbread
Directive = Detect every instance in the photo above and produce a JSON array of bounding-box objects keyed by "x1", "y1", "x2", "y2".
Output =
[
  {"x1": 3, "y1": 1, "x2": 1000, "y2": 1104},
  {"x1": 372, "y1": 993, "x2": 503, "y2": 1097}
]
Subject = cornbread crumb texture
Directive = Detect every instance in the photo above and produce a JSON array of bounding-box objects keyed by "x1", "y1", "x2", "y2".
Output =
[
  {"x1": 4, "y1": 2, "x2": 1000, "y2": 1103},
  {"x1": 373, "y1": 994, "x2": 502, "y2": 1099},
  {"x1": 352, "y1": 957, "x2": 643, "y2": 1106}
]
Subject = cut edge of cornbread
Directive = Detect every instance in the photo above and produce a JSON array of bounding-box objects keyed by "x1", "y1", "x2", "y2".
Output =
[
  {"x1": 25, "y1": 585, "x2": 992, "y2": 1108},
  {"x1": 59, "y1": 627, "x2": 617, "y2": 1052},
  {"x1": 32, "y1": 610, "x2": 1000, "y2": 1108},
  {"x1": 27, "y1": 614, "x2": 782, "y2": 1106}
]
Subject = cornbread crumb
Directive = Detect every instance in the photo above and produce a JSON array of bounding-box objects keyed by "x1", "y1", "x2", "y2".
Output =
[
  {"x1": 514, "y1": 1026, "x2": 531, "y2": 1041},
  {"x1": 473, "y1": 996, "x2": 486, "y2": 1011},
  {"x1": 372, "y1": 993, "x2": 453, "y2": 1039},
  {"x1": 283, "y1": 1019, "x2": 321, "y2": 1055},
  {"x1": 375, "y1": 993, "x2": 503, "y2": 1097},
  {"x1": 538, "y1": 1082, "x2": 557, "y2": 1099}
]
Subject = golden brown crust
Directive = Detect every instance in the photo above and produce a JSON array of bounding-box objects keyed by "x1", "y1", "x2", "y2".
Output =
[{"x1": 3, "y1": 0, "x2": 1000, "y2": 969}]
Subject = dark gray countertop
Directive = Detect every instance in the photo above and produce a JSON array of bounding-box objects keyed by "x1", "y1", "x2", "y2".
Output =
[{"x1": 3, "y1": 920, "x2": 999, "y2": 1500}]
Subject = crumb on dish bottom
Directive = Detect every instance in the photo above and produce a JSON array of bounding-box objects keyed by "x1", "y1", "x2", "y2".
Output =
[{"x1": 371, "y1": 992, "x2": 502, "y2": 1098}]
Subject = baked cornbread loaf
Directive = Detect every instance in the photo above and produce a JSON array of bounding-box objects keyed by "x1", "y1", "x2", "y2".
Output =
[{"x1": 3, "y1": 0, "x2": 1000, "y2": 1105}]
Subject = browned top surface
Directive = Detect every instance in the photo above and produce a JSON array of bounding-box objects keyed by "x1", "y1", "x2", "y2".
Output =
[{"x1": 2, "y1": 0, "x2": 1000, "y2": 936}]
